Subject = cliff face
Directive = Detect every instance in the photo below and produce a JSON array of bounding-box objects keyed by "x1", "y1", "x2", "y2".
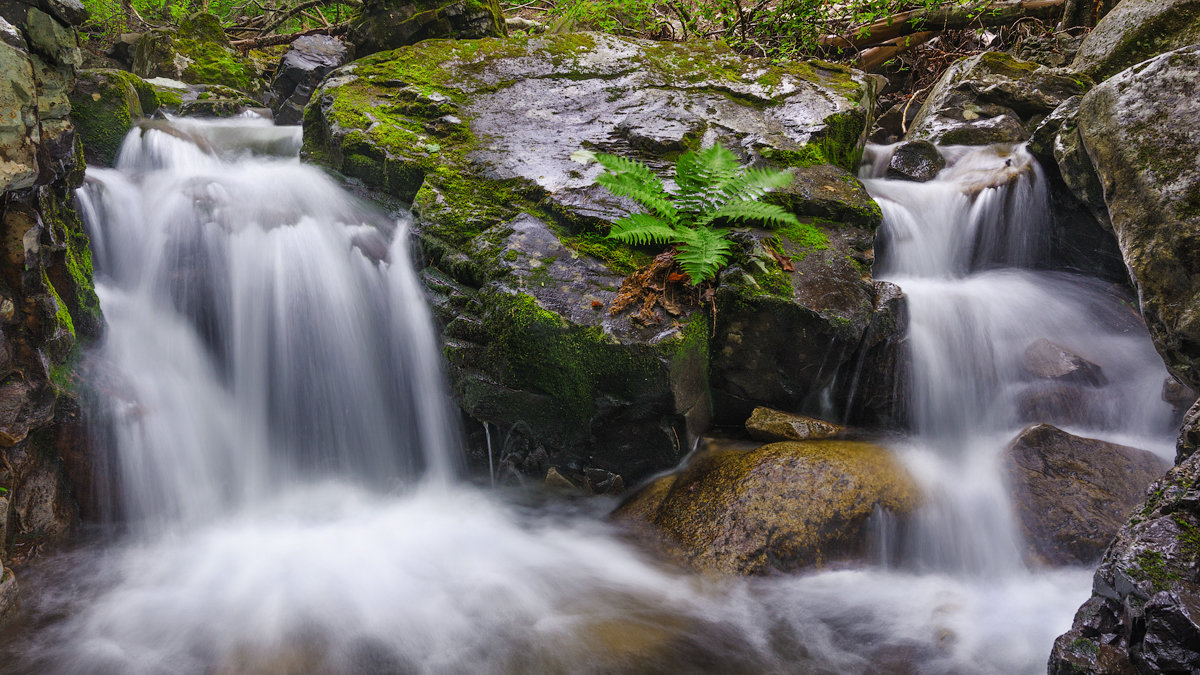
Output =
[{"x1": 1, "y1": 0, "x2": 103, "y2": 615}]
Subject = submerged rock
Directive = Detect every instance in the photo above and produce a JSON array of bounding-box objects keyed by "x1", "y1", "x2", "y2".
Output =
[
  {"x1": 1005, "y1": 424, "x2": 1168, "y2": 566},
  {"x1": 612, "y1": 439, "x2": 919, "y2": 575},
  {"x1": 1071, "y1": 0, "x2": 1200, "y2": 82},
  {"x1": 1076, "y1": 45, "x2": 1200, "y2": 390},
  {"x1": 1021, "y1": 338, "x2": 1106, "y2": 386},
  {"x1": 906, "y1": 51, "x2": 1086, "y2": 146},
  {"x1": 305, "y1": 33, "x2": 885, "y2": 481},
  {"x1": 744, "y1": 407, "x2": 842, "y2": 442},
  {"x1": 886, "y1": 140, "x2": 944, "y2": 182},
  {"x1": 1049, "y1": 440, "x2": 1200, "y2": 673}
]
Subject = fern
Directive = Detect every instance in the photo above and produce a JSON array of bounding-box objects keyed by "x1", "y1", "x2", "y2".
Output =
[{"x1": 581, "y1": 142, "x2": 800, "y2": 285}]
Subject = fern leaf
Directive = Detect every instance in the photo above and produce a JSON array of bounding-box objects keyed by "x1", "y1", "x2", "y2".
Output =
[
  {"x1": 673, "y1": 226, "x2": 733, "y2": 285},
  {"x1": 606, "y1": 213, "x2": 678, "y2": 246},
  {"x1": 674, "y1": 144, "x2": 741, "y2": 212},
  {"x1": 707, "y1": 167, "x2": 794, "y2": 212},
  {"x1": 697, "y1": 199, "x2": 800, "y2": 228},
  {"x1": 593, "y1": 153, "x2": 678, "y2": 221}
]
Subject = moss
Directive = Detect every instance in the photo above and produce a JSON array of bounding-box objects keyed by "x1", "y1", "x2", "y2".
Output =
[
  {"x1": 1069, "y1": 638, "x2": 1099, "y2": 656},
  {"x1": 178, "y1": 39, "x2": 261, "y2": 94},
  {"x1": 560, "y1": 232, "x2": 652, "y2": 276},
  {"x1": 1131, "y1": 550, "x2": 1180, "y2": 592},
  {"x1": 44, "y1": 276, "x2": 75, "y2": 340},
  {"x1": 69, "y1": 70, "x2": 144, "y2": 165},
  {"x1": 774, "y1": 219, "x2": 830, "y2": 252},
  {"x1": 1172, "y1": 514, "x2": 1200, "y2": 558}
]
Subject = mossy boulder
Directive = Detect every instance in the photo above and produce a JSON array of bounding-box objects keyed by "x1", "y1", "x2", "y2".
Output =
[
  {"x1": 906, "y1": 51, "x2": 1088, "y2": 145},
  {"x1": 1049, "y1": 436, "x2": 1200, "y2": 673},
  {"x1": 1070, "y1": 0, "x2": 1200, "y2": 83},
  {"x1": 1076, "y1": 45, "x2": 1200, "y2": 390},
  {"x1": 350, "y1": 0, "x2": 506, "y2": 58},
  {"x1": 745, "y1": 406, "x2": 842, "y2": 442},
  {"x1": 305, "y1": 33, "x2": 888, "y2": 481},
  {"x1": 611, "y1": 439, "x2": 919, "y2": 574},
  {"x1": 131, "y1": 13, "x2": 263, "y2": 96},
  {"x1": 1006, "y1": 424, "x2": 1168, "y2": 566},
  {"x1": 69, "y1": 68, "x2": 158, "y2": 165}
]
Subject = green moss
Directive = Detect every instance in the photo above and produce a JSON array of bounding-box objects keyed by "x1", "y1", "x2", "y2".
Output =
[
  {"x1": 774, "y1": 219, "x2": 830, "y2": 251},
  {"x1": 44, "y1": 276, "x2": 75, "y2": 340},
  {"x1": 560, "y1": 232, "x2": 652, "y2": 276},
  {"x1": 1131, "y1": 550, "x2": 1180, "y2": 592},
  {"x1": 1069, "y1": 638, "x2": 1099, "y2": 656},
  {"x1": 69, "y1": 70, "x2": 143, "y2": 165},
  {"x1": 1172, "y1": 514, "x2": 1200, "y2": 558},
  {"x1": 178, "y1": 39, "x2": 260, "y2": 94}
]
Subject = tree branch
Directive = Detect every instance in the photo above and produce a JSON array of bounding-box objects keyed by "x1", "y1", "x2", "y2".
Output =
[
  {"x1": 230, "y1": 22, "x2": 348, "y2": 50},
  {"x1": 821, "y1": 0, "x2": 1065, "y2": 49}
]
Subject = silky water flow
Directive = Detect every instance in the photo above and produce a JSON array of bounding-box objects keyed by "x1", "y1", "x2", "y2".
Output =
[{"x1": 0, "y1": 122, "x2": 1180, "y2": 674}]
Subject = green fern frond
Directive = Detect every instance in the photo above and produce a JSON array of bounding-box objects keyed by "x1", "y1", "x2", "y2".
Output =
[
  {"x1": 606, "y1": 213, "x2": 678, "y2": 246},
  {"x1": 593, "y1": 153, "x2": 678, "y2": 221},
  {"x1": 673, "y1": 226, "x2": 733, "y2": 285},
  {"x1": 697, "y1": 199, "x2": 801, "y2": 228}
]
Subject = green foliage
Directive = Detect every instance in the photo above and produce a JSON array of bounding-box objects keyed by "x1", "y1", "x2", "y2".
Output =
[{"x1": 580, "y1": 143, "x2": 798, "y2": 285}]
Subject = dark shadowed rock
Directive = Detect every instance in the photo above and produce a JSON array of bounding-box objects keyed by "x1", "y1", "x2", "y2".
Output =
[
  {"x1": 1022, "y1": 338, "x2": 1106, "y2": 386},
  {"x1": 886, "y1": 140, "x2": 944, "y2": 182},
  {"x1": 0, "y1": 567, "x2": 17, "y2": 628},
  {"x1": 1076, "y1": 45, "x2": 1200, "y2": 390},
  {"x1": 745, "y1": 407, "x2": 842, "y2": 442},
  {"x1": 270, "y1": 35, "x2": 347, "y2": 125},
  {"x1": 1006, "y1": 424, "x2": 1168, "y2": 566},
  {"x1": 611, "y1": 439, "x2": 919, "y2": 574},
  {"x1": 349, "y1": 0, "x2": 506, "y2": 58}
]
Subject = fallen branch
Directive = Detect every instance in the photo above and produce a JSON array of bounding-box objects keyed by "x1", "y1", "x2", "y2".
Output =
[
  {"x1": 257, "y1": 0, "x2": 360, "y2": 35},
  {"x1": 231, "y1": 22, "x2": 348, "y2": 50},
  {"x1": 821, "y1": 0, "x2": 1065, "y2": 49},
  {"x1": 857, "y1": 30, "x2": 938, "y2": 71}
]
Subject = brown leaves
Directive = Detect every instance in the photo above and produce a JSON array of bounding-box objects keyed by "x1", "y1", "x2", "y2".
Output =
[{"x1": 608, "y1": 250, "x2": 704, "y2": 325}]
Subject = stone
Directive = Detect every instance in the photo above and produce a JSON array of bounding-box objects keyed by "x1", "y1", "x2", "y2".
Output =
[
  {"x1": 1006, "y1": 424, "x2": 1169, "y2": 566},
  {"x1": 0, "y1": 567, "x2": 17, "y2": 628},
  {"x1": 24, "y1": 7, "x2": 78, "y2": 68},
  {"x1": 131, "y1": 14, "x2": 263, "y2": 95},
  {"x1": 104, "y1": 31, "x2": 142, "y2": 68},
  {"x1": 0, "y1": 19, "x2": 38, "y2": 193},
  {"x1": 350, "y1": 0, "x2": 507, "y2": 58},
  {"x1": 1075, "y1": 45, "x2": 1200, "y2": 390},
  {"x1": 886, "y1": 140, "x2": 944, "y2": 182},
  {"x1": 744, "y1": 406, "x2": 841, "y2": 442},
  {"x1": 1049, "y1": 443, "x2": 1200, "y2": 673},
  {"x1": 835, "y1": 280, "x2": 910, "y2": 429},
  {"x1": 611, "y1": 439, "x2": 919, "y2": 575},
  {"x1": 270, "y1": 35, "x2": 348, "y2": 126},
  {"x1": 906, "y1": 51, "x2": 1087, "y2": 146},
  {"x1": 1021, "y1": 338, "x2": 1106, "y2": 386},
  {"x1": 1071, "y1": 0, "x2": 1200, "y2": 82},
  {"x1": 70, "y1": 68, "x2": 156, "y2": 166},
  {"x1": 767, "y1": 163, "x2": 883, "y2": 228},
  {"x1": 1178, "y1": 399, "x2": 1200, "y2": 463},
  {"x1": 304, "y1": 34, "x2": 882, "y2": 481}
]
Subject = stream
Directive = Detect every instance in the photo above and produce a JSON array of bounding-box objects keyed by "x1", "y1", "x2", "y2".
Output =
[{"x1": 0, "y1": 118, "x2": 1180, "y2": 674}]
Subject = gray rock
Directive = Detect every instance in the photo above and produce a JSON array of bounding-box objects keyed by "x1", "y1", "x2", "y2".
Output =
[
  {"x1": 906, "y1": 51, "x2": 1086, "y2": 146},
  {"x1": 0, "y1": 19, "x2": 38, "y2": 193},
  {"x1": 1049, "y1": 443, "x2": 1200, "y2": 674},
  {"x1": 270, "y1": 35, "x2": 348, "y2": 126},
  {"x1": 0, "y1": 567, "x2": 17, "y2": 628},
  {"x1": 1178, "y1": 398, "x2": 1200, "y2": 463},
  {"x1": 1022, "y1": 338, "x2": 1107, "y2": 386},
  {"x1": 350, "y1": 0, "x2": 506, "y2": 58},
  {"x1": 1005, "y1": 424, "x2": 1168, "y2": 566},
  {"x1": 1071, "y1": 0, "x2": 1200, "y2": 82},
  {"x1": 24, "y1": 7, "x2": 78, "y2": 67},
  {"x1": 886, "y1": 140, "x2": 944, "y2": 182},
  {"x1": 1076, "y1": 45, "x2": 1200, "y2": 390}
]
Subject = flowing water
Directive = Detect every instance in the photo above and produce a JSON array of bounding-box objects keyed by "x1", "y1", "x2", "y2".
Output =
[{"x1": 0, "y1": 123, "x2": 1180, "y2": 674}]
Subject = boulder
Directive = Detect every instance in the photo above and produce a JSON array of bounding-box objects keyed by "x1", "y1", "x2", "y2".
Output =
[
  {"x1": 1021, "y1": 338, "x2": 1107, "y2": 386},
  {"x1": 745, "y1": 407, "x2": 842, "y2": 442},
  {"x1": 131, "y1": 13, "x2": 263, "y2": 95},
  {"x1": 906, "y1": 51, "x2": 1087, "y2": 145},
  {"x1": 0, "y1": 567, "x2": 17, "y2": 628},
  {"x1": 1178, "y1": 399, "x2": 1200, "y2": 463},
  {"x1": 349, "y1": 0, "x2": 506, "y2": 58},
  {"x1": 611, "y1": 439, "x2": 920, "y2": 574},
  {"x1": 304, "y1": 34, "x2": 885, "y2": 481},
  {"x1": 1005, "y1": 424, "x2": 1168, "y2": 566},
  {"x1": 1049, "y1": 442, "x2": 1200, "y2": 673},
  {"x1": 1071, "y1": 0, "x2": 1200, "y2": 82},
  {"x1": 1076, "y1": 45, "x2": 1200, "y2": 390},
  {"x1": 886, "y1": 140, "x2": 944, "y2": 182},
  {"x1": 269, "y1": 34, "x2": 348, "y2": 125},
  {"x1": 70, "y1": 68, "x2": 158, "y2": 165},
  {"x1": 1, "y1": 17, "x2": 38, "y2": 193}
]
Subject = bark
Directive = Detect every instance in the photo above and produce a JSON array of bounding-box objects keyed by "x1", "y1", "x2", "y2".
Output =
[
  {"x1": 858, "y1": 30, "x2": 937, "y2": 70},
  {"x1": 821, "y1": 0, "x2": 1066, "y2": 49},
  {"x1": 230, "y1": 22, "x2": 348, "y2": 49}
]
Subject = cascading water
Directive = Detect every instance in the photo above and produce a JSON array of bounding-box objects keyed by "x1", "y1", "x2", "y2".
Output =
[{"x1": 0, "y1": 122, "x2": 1181, "y2": 674}]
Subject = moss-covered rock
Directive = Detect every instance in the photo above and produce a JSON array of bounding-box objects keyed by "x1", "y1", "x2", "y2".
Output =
[
  {"x1": 1076, "y1": 45, "x2": 1200, "y2": 390},
  {"x1": 906, "y1": 51, "x2": 1088, "y2": 145},
  {"x1": 305, "y1": 33, "x2": 890, "y2": 480},
  {"x1": 350, "y1": 0, "x2": 507, "y2": 58},
  {"x1": 1070, "y1": 0, "x2": 1200, "y2": 82},
  {"x1": 131, "y1": 13, "x2": 263, "y2": 97},
  {"x1": 611, "y1": 439, "x2": 919, "y2": 574},
  {"x1": 69, "y1": 68, "x2": 157, "y2": 165}
]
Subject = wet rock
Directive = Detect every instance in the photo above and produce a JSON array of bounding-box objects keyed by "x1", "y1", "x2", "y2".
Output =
[
  {"x1": 886, "y1": 140, "x2": 944, "y2": 182},
  {"x1": 745, "y1": 407, "x2": 841, "y2": 442},
  {"x1": 1005, "y1": 424, "x2": 1168, "y2": 566},
  {"x1": 269, "y1": 35, "x2": 347, "y2": 126},
  {"x1": 0, "y1": 567, "x2": 17, "y2": 628},
  {"x1": 1071, "y1": 0, "x2": 1200, "y2": 82},
  {"x1": 1178, "y1": 399, "x2": 1200, "y2": 463},
  {"x1": 350, "y1": 0, "x2": 506, "y2": 58},
  {"x1": 1049, "y1": 444, "x2": 1200, "y2": 674},
  {"x1": 70, "y1": 68, "x2": 159, "y2": 165},
  {"x1": 768, "y1": 163, "x2": 883, "y2": 228},
  {"x1": 1163, "y1": 377, "x2": 1196, "y2": 420},
  {"x1": 836, "y1": 280, "x2": 910, "y2": 429},
  {"x1": 305, "y1": 34, "x2": 881, "y2": 481},
  {"x1": 1015, "y1": 382, "x2": 1107, "y2": 428},
  {"x1": 1076, "y1": 45, "x2": 1200, "y2": 390},
  {"x1": 131, "y1": 13, "x2": 263, "y2": 95},
  {"x1": 611, "y1": 439, "x2": 919, "y2": 575},
  {"x1": 1022, "y1": 338, "x2": 1106, "y2": 386},
  {"x1": 906, "y1": 51, "x2": 1086, "y2": 146}
]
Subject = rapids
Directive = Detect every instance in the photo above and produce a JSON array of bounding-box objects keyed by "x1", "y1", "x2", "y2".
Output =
[{"x1": 0, "y1": 121, "x2": 1179, "y2": 674}]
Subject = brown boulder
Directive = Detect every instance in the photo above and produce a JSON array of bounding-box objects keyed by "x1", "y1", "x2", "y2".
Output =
[{"x1": 744, "y1": 407, "x2": 842, "y2": 442}]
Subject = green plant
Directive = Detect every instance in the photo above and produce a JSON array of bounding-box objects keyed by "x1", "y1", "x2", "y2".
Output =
[{"x1": 575, "y1": 143, "x2": 799, "y2": 285}]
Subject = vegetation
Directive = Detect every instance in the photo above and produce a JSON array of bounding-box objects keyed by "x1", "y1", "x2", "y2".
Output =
[{"x1": 577, "y1": 143, "x2": 799, "y2": 285}]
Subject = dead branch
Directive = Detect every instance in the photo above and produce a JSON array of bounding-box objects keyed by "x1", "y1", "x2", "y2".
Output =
[
  {"x1": 821, "y1": 0, "x2": 1065, "y2": 50},
  {"x1": 858, "y1": 30, "x2": 937, "y2": 71},
  {"x1": 230, "y1": 22, "x2": 349, "y2": 50},
  {"x1": 257, "y1": 0, "x2": 360, "y2": 35}
]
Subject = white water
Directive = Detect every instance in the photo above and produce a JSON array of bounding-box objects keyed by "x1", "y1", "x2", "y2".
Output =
[{"x1": 0, "y1": 125, "x2": 1180, "y2": 674}]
